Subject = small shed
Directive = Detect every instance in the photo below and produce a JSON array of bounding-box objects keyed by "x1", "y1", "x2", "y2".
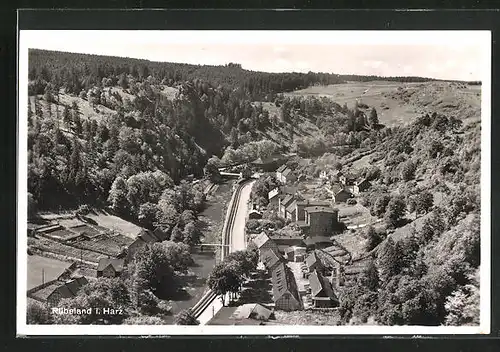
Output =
[
  {"x1": 232, "y1": 303, "x2": 274, "y2": 321},
  {"x1": 97, "y1": 258, "x2": 125, "y2": 278},
  {"x1": 248, "y1": 209, "x2": 263, "y2": 220}
]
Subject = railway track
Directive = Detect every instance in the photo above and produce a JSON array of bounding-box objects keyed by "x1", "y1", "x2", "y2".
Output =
[{"x1": 190, "y1": 179, "x2": 251, "y2": 319}]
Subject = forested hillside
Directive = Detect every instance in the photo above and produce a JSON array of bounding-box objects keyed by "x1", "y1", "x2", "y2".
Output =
[{"x1": 27, "y1": 49, "x2": 400, "y2": 215}]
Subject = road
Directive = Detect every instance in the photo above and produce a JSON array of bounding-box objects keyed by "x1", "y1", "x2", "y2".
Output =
[{"x1": 196, "y1": 180, "x2": 255, "y2": 325}]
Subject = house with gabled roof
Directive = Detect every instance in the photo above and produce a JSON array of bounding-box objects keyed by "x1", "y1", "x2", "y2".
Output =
[
  {"x1": 330, "y1": 185, "x2": 352, "y2": 203},
  {"x1": 305, "y1": 251, "x2": 324, "y2": 273},
  {"x1": 309, "y1": 270, "x2": 339, "y2": 308},
  {"x1": 276, "y1": 164, "x2": 287, "y2": 182},
  {"x1": 280, "y1": 167, "x2": 297, "y2": 185},
  {"x1": 260, "y1": 248, "x2": 286, "y2": 272},
  {"x1": 46, "y1": 276, "x2": 89, "y2": 305},
  {"x1": 285, "y1": 200, "x2": 297, "y2": 221},
  {"x1": 126, "y1": 228, "x2": 159, "y2": 262},
  {"x1": 252, "y1": 232, "x2": 278, "y2": 253},
  {"x1": 295, "y1": 200, "x2": 332, "y2": 222},
  {"x1": 271, "y1": 262, "x2": 302, "y2": 311},
  {"x1": 356, "y1": 178, "x2": 372, "y2": 193},
  {"x1": 97, "y1": 258, "x2": 125, "y2": 278},
  {"x1": 278, "y1": 194, "x2": 295, "y2": 218},
  {"x1": 232, "y1": 303, "x2": 274, "y2": 321}
]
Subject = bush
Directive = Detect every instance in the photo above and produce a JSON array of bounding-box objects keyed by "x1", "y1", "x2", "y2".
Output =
[{"x1": 76, "y1": 204, "x2": 92, "y2": 216}]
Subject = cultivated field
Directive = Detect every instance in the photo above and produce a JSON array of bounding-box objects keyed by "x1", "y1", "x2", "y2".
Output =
[
  {"x1": 284, "y1": 81, "x2": 481, "y2": 127},
  {"x1": 27, "y1": 255, "x2": 73, "y2": 290}
]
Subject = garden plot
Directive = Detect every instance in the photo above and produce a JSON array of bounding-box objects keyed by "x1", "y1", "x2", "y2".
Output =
[
  {"x1": 29, "y1": 237, "x2": 104, "y2": 264},
  {"x1": 337, "y1": 203, "x2": 376, "y2": 228},
  {"x1": 72, "y1": 235, "x2": 126, "y2": 257}
]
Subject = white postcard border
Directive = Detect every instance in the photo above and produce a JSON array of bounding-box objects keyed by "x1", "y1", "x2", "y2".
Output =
[{"x1": 17, "y1": 30, "x2": 491, "y2": 336}]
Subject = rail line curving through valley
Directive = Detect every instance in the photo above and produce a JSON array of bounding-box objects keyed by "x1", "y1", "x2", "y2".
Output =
[{"x1": 190, "y1": 179, "x2": 252, "y2": 319}]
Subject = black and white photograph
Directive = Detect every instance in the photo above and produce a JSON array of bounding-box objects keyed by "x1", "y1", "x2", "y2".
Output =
[{"x1": 17, "y1": 30, "x2": 491, "y2": 335}]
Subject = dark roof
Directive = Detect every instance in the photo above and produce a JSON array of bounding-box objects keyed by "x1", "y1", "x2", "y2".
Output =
[
  {"x1": 271, "y1": 262, "x2": 300, "y2": 303},
  {"x1": 97, "y1": 258, "x2": 125, "y2": 273},
  {"x1": 304, "y1": 206, "x2": 337, "y2": 214},
  {"x1": 65, "y1": 277, "x2": 88, "y2": 296},
  {"x1": 281, "y1": 194, "x2": 295, "y2": 208},
  {"x1": 357, "y1": 178, "x2": 371, "y2": 186},
  {"x1": 138, "y1": 229, "x2": 157, "y2": 243},
  {"x1": 48, "y1": 277, "x2": 89, "y2": 300},
  {"x1": 52, "y1": 285, "x2": 74, "y2": 299},
  {"x1": 286, "y1": 200, "x2": 297, "y2": 213},
  {"x1": 282, "y1": 186, "x2": 298, "y2": 195},
  {"x1": 309, "y1": 270, "x2": 337, "y2": 300},
  {"x1": 260, "y1": 249, "x2": 284, "y2": 270},
  {"x1": 232, "y1": 304, "x2": 274, "y2": 321},
  {"x1": 153, "y1": 227, "x2": 169, "y2": 241},
  {"x1": 304, "y1": 236, "x2": 333, "y2": 247}
]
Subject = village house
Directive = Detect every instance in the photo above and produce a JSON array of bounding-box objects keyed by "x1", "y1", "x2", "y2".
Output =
[
  {"x1": 97, "y1": 258, "x2": 125, "y2": 278},
  {"x1": 271, "y1": 262, "x2": 302, "y2": 311},
  {"x1": 309, "y1": 270, "x2": 339, "y2": 308},
  {"x1": 304, "y1": 251, "x2": 324, "y2": 275},
  {"x1": 276, "y1": 164, "x2": 287, "y2": 182},
  {"x1": 295, "y1": 200, "x2": 332, "y2": 223},
  {"x1": 45, "y1": 276, "x2": 89, "y2": 305},
  {"x1": 252, "y1": 231, "x2": 279, "y2": 254},
  {"x1": 278, "y1": 194, "x2": 295, "y2": 218},
  {"x1": 285, "y1": 199, "x2": 298, "y2": 221},
  {"x1": 281, "y1": 167, "x2": 297, "y2": 185},
  {"x1": 330, "y1": 184, "x2": 353, "y2": 203},
  {"x1": 269, "y1": 232, "x2": 306, "y2": 252},
  {"x1": 126, "y1": 228, "x2": 159, "y2": 262},
  {"x1": 260, "y1": 248, "x2": 286, "y2": 272},
  {"x1": 304, "y1": 205, "x2": 342, "y2": 237},
  {"x1": 356, "y1": 178, "x2": 372, "y2": 193},
  {"x1": 284, "y1": 246, "x2": 307, "y2": 262}
]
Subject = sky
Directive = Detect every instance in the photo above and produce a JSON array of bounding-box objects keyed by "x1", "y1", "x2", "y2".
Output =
[{"x1": 20, "y1": 30, "x2": 490, "y2": 81}]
